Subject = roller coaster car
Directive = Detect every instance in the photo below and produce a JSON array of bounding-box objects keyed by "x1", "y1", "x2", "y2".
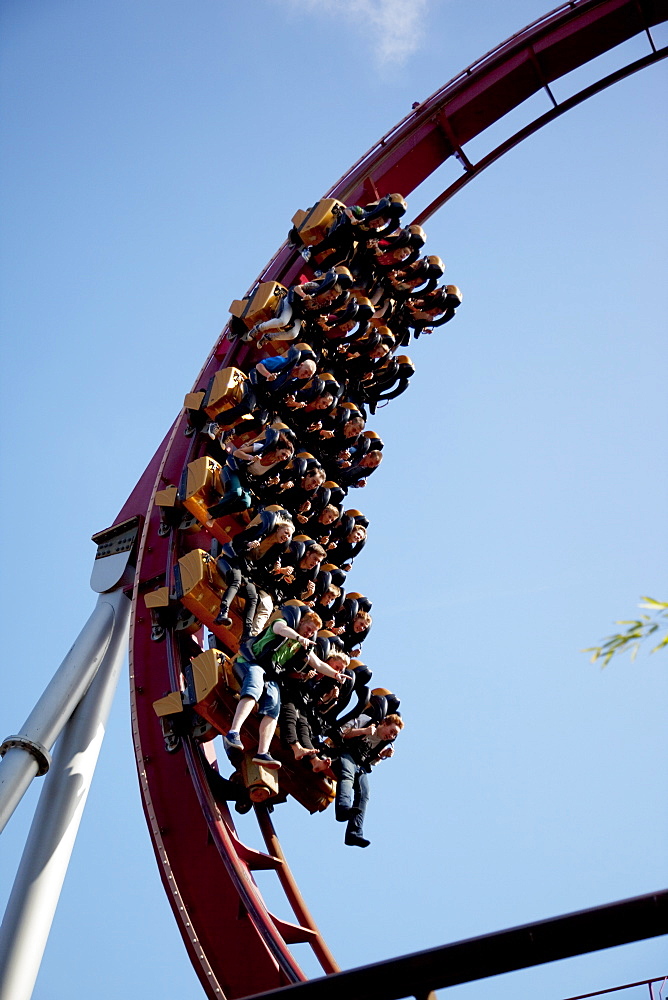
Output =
[
  {"x1": 174, "y1": 548, "x2": 242, "y2": 648},
  {"x1": 229, "y1": 281, "x2": 288, "y2": 332},
  {"x1": 179, "y1": 457, "x2": 242, "y2": 544},
  {"x1": 151, "y1": 653, "x2": 278, "y2": 802},
  {"x1": 202, "y1": 367, "x2": 248, "y2": 420},
  {"x1": 289, "y1": 198, "x2": 347, "y2": 249},
  {"x1": 189, "y1": 647, "x2": 240, "y2": 724},
  {"x1": 280, "y1": 764, "x2": 336, "y2": 814},
  {"x1": 184, "y1": 639, "x2": 334, "y2": 812}
]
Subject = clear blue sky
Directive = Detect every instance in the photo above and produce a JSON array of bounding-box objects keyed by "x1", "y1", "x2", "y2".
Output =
[{"x1": 1, "y1": 2, "x2": 666, "y2": 998}]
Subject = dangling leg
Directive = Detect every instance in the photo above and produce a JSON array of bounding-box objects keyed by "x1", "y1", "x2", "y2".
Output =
[
  {"x1": 215, "y1": 562, "x2": 241, "y2": 627},
  {"x1": 345, "y1": 768, "x2": 370, "y2": 847},
  {"x1": 279, "y1": 686, "x2": 318, "y2": 759},
  {"x1": 239, "y1": 579, "x2": 258, "y2": 641},
  {"x1": 224, "y1": 659, "x2": 264, "y2": 755},
  {"x1": 257, "y1": 317, "x2": 303, "y2": 346},
  {"x1": 256, "y1": 713, "x2": 279, "y2": 756},
  {"x1": 251, "y1": 681, "x2": 281, "y2": 769},
  {"x1": 208, "y1": 465, "x2": 251, "y2": 518},
  {"x1": 294, "y1": 711, "x2": 317, "y2": 757},
  {"x1": 251, "y1": 590, "x2": 274, "y2": 635},
  {"x1": 334, "y1": 753, "x2": 357, "y2": 821}
]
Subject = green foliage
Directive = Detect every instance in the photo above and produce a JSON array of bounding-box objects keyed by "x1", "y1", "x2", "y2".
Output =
[{"x1": 584, "y1": 597, "x2": 668, "y2": 666}]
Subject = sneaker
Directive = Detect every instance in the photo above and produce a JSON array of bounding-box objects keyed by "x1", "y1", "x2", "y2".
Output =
[
  {"x1": 252, "y1": 752, "x2": 281, "y2": 770},
  {"x1": 223, "y1": 731, "x2": 243, "y2": 752}
]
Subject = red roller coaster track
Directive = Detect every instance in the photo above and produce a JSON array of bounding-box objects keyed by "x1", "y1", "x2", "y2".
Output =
[{"x1": 108, "y1": 3, "x2": 667, "y2": 997}]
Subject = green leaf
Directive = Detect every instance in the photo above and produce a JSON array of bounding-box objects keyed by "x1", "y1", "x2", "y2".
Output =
[
  {"x1": 640, "y1": 597, "x2": 668, "y2": 610},
  {"x1": 585, "y1": 596, "x2": 667, "y2": 667}
]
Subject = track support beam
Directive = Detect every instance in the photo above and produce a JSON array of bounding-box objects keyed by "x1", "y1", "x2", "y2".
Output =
[
  {"x1": 0, "y1": 587, "x2": 131, "y2": 1000},
  {"x1": 0, "y1": 591, "x2": 131, "y2": 834}
]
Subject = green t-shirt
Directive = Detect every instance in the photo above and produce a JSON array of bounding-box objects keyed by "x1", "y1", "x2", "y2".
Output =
[{"x1": 247, "y1": 619, "x2": 306, "y2": 673}]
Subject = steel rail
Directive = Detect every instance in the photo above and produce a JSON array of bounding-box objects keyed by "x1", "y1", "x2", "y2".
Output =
[
  {"x1": 412, "y1": 47, "x2": 668, "y2": 225},
  {"x1": 562, "y1": 973, "x2": 668, "y2": 998},
  {"x1": 327, "y1": 0, "x2": 668, "y2": 206},
  {"x1": 239, "y1": 890, "x2": 668, "y2": 1000}
]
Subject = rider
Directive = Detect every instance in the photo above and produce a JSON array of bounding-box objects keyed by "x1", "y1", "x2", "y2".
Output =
[
  {"x1": 223, "y1": 607, "x2": 345, "y2": 769},
  {"x1": 334, "y1": 710, "x2": 404, "y2": 847}
]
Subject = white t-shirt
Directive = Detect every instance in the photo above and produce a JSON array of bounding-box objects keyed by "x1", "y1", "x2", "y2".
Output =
[{"x1": 244, "y1": 443, "x2": 282, "y2": 478}]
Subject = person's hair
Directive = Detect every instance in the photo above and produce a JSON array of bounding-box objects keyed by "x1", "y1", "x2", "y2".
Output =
[
  {"x1": 304, "y1": 467, "x2": 326, "y2": 485},
  {"x1": 294, "y1": 359, "x2": 317, "y2": 375},
  {"x1": 265, "y1": 432, "x2": 295, "y2": 458},
  {"x1": 327, "y1": 650, "x2": 350, "y2": 669},
  {"x1": 354, "y1": 611, "x2": 372, "y2": 627},
  {"x1": 324, "y1": 584, "x2": 341, "y2": 599},
  {"x1": 309, "y1": 543, "x2": 327, "y2": 559},
  {"x1": 383, "y1": 713, "x2": 404, "y2": 730},
  {"x1": 349, "y1": 525, "x2": 367, "y2": 540},
  {"x1": 270, "y1": 519, "x2": 293, "y2": 538},
  {"x1": 301, "y1": 610, "x2": 323, "y2": 628},
  {"x1": 322, "y1": 504, "x2": 339, "y2": 518}
]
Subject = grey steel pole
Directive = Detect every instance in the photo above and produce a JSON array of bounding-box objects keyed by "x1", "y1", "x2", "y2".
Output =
[
  {"x1": 0, "y1": 592, "x2": 123, "y2": 833},
  {"x1": 0, "y1": 586, "x2": 131, "y2": 1000}
]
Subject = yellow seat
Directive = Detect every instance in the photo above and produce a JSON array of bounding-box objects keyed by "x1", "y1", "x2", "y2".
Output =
[
  {"x1": 176, "y1": 547, "x2": 225, "y2": 621},
  {"x1": 187, "y1": 647, "x2": 241, "y2": 735},
  {"x1": 154, "y1": 486, "x2": 178, "y2": 509},
  {"x1": 291, "y1": 197, "x2": 346, "y2": 248},
  {"x1": 176, "y1": 548, "x2": 246, "y2": 646},
  {"x1": 229, "y1": 281, "x2": 288, "y2": 332},
  {"x1": 191, "y1": 647, "x2": 239, "y2": 701},
  {"x1": 152, "y1": 690, "x2": 185, "y2": 719},
  {"x1": 183, "y1": 390, "x2": 205, "y2": 412},
  {"x1": 180, "y1": 457, "x2": 238, "y2": 544},
  {"x1": 203, "y1": 367, "x2": 247, "y2": 420}
]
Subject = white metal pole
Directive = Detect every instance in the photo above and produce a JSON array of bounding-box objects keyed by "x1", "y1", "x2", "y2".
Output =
[
  {"x1": 0, "y1": 592, "x2": 124, "y2": 834},
  {"x1": 0, "y1": 587, "x2": 131, "y2": 1000}
]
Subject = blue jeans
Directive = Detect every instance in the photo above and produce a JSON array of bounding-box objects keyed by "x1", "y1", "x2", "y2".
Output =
[
  {"x1": 233, "y1": 659, "x2": 280, "y2": 720},
  {"x1": 335, "y1": 752, "x2": 370, "y2": 837}
]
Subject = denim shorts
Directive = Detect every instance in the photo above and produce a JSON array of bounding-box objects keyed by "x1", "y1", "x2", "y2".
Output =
[{"x1": 233, "y1": 659, "x2": 280, "y2": 720}]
